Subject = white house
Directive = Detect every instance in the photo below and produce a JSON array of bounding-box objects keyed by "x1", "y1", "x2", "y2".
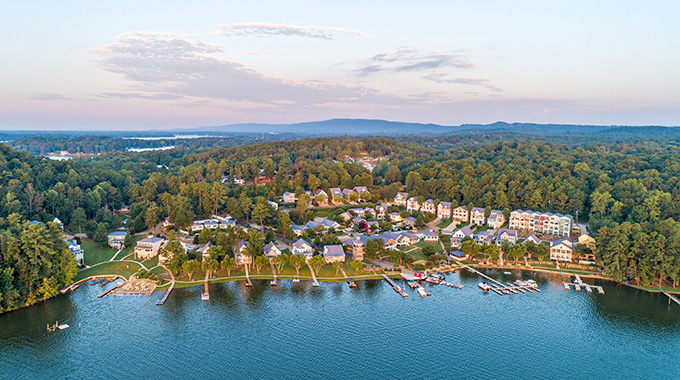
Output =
[
  {"x1": 437, "y1": 202, "x2": 452, "y2": 219},
  {"x1": 323, "y1": 245, "x2": 346, "y2": 263},
  {"x1": 263, "y1": 242, "x2": 282, "y2": 258},
  {"x1": 107, "y1": 231, "x2": 127, "y2": 249},
  {"x1": 235, "y1": 240, "x2": 252, "y2": 265},
  {"x1": 470, "y1": 207, "x2": 486, "y2": 225},
  {"x1": 406, "y1": 197, "x2": 420, "y2": 212},
  {"x1": 550, "y1": 239, "x2": 574, "y2": 262},
  {"x1": 135, "y1": 236, "x2": 166, "y2": 260},
  {"x1": 292, "y1": 238, "x2": 314, "y2": 260}
]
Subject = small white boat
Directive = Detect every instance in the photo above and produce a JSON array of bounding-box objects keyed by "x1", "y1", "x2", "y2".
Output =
[
  {"x1": 478, "y1": 282, "x2": 491, "y2": 292},
  {"x1": 57, "y1": 324, "x2": 70, "y2": 330},
  {"x1": 201, "y1": 292, "x2": 209, "y2": 301},
  {"x1": 417, "y1": 287, "x2": 429, "y2": 297},
  {"x1": 526, "y1": 280, "x2": 538, "y2": 288},
  {"x1": 292, "y1": 277, "x2": 300, "y2": 283},
  {"x1": 503, "y1": 271, "x2": 511, "y2": 275}
]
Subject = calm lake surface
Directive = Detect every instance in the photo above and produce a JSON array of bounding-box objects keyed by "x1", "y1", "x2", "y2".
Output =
[{"x1": 1, "y1": 270, "x2": 679, "y2": 380}]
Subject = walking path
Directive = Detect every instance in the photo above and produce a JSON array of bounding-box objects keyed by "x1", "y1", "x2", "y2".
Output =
[
  {"x1": 306, "y1": 263, "x2": 320, "y2": 286},
  {"x1": 109, "y1": 248, "x2": 123, "y2": 262}
]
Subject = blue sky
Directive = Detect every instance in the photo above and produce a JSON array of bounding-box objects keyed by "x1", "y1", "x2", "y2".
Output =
[{"x1": 2, "y1": 1, "x2": 679, "y2": 129}]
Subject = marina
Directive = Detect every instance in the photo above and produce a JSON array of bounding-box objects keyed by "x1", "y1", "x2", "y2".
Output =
[{"x1": 460, "y1": 264, "x2": 538, "y2": 295}]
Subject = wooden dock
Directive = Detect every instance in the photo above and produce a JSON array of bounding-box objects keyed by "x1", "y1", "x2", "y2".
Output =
[
  {"x1": 307, "y1": 263, "x2": 320, "y2": 287},
  {"x1": 662, "y1": 291, "x2": 680, "y2": 306},
  {"x1": 269, "y1": 262, "x2": 278, "y2": 286},
  {"x1": 460, "y1": 264, "x2": 535, "y2": 295},
  {"x1": 244, "y1": 265, "x2": 253, "y2": 287},
  {"x1": 564, "y1": 274, "x2": 604, "y2": 294},
  {"x1": 97, "y1": 283, "x2": 122, "y2": 298},
  {"x1": 382, "y1": 274, "x2": 408, "y2": 297},
  {"x1": 340, "y1": 268, "x2": 357, "y2": 288},
  {"x1": 155, "y1": 282, "x2": 174, "y2": 305}
]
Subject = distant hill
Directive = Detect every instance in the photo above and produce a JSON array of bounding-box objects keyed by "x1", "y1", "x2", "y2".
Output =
[{"x1": 183, "y1": 118, "x2": 680, "y2": 138}]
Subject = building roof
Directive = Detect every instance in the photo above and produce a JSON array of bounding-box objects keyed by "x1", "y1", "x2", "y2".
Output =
[
  {"x1": 551, "y1": 238, "x2": 573, "y2": 247},
  {"x1": 471, "y1": 207, "x2": 486, "y2": 214},
  {"x1": 323, "y1": 245, "x2": 345, "y2": 257},
  {"x1": 454, "y1": 205, "x2": 468, "y2": 211},
  {"x1": 438, "y1": 201, "x2": 451, "y2": 209},
  {"x1": 108, "y1": 231, "x2": 127, "y2": 237},
  {"x1": 139, "y1": 237, "x2": 164, "y2": 244},
  {"x1": 293, "y1": 238, "x2": 312, "y2": 250},
  {"x1": 264, "y1": 242, "x2": 280, "y2": 255},
  {"x1": 497, "y1": 228, "x2": 517, "y2": 238},
  {"x1": 456, "y1": 225, "x2": 474, "y2": 236},
  {"x1": 422, "y1": 199, "x2": 435, "y2": 205},
  {"x1": 512, "y1": 209, "x2": 574, "y2": 220}
]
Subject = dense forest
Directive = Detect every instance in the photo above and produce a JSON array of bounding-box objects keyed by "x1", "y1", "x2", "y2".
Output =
[{"x1": 3, "y1": 134, "x2": 680, "y2": 312}]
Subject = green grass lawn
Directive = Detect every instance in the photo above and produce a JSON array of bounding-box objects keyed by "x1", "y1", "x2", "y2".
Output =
[
  {"x1": 81, "y1": 239, "x2": 118, "y2": 266},
  {"x1": 74, "y1": 261, "x2": 144, "y2": 282},
  {"x1": 437, "y1": 218, "x2": 453, "y2": 229},
  {"x1": 415, "y1": 240, "x2": 444, "y2": 253}
]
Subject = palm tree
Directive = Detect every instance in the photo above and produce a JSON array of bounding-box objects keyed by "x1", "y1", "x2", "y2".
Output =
[
  {"x1": 333, "y1": 261, "x2": 344, "y2": 275},
  {"x1": 350, "y1": 259, "x2": 363, "y2": 273},
  {"x1": 202, "y1": 258, "x2": 219, "y2": 278}
]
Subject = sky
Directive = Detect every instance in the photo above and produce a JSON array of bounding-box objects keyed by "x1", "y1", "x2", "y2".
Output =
[{"x1": 2, "y1": 1, "x2": 679, "y2": 130}]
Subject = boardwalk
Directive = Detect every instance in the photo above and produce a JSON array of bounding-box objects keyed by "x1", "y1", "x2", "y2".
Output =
[
  {"x1": 244, "y1": 265, "x2": 253, "y2": 287},
  {"x1": 269, "y1": 262, "x2": 278, "y2": 286},
  {"x1": 459, "y1": 264, "x2": 537, "y2": 295},
  {"x1": 382, "y1": 274, "x2": 408, "y2": 297},
  {"x1": 155, "y1": 282, "x2": 174, "y2": 305},
  {"x1": 307, "y1": 263, "x2": 320, "y2": 287},
  {"x1": 662, "y1": 291, "x2": 680, "y2": 306},
  {"x1": 339, "y1": 267, "x2": 356, "y2": 288}
]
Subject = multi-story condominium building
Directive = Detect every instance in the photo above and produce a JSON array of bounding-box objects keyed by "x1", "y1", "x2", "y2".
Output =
[
  {"x1": 135, "y1": 236, "x2": 166, "y2": 260},
  {"x1": 550, "y1": 239, "x2": 574, "y2": 262},
  {"x1": 437, "y1": 201, "x2": 452, "y2": 219},
  {"x1": 486, "y1": 210, "x2": 505, "y2": 229},
  {"x1": 420, "y1": 199, "x2": 436, "y2": 214},
  {"x1": 406, "y1": 197, "x2": 420, "y2": 212},
  {"x1": 452, "y1": 205, "x2": 469, "y2": 222},
  {"x1": 394, "y1": 192, "x2": 408, "y2": 206},
  {"x1": 509, "y1": 209, "x2": 573, "y2": 237},
  {"x1": 470, "y1": 207, "x2": 486, "y2": 225}
]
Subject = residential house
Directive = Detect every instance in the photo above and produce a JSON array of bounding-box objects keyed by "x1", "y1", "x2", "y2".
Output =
[
  {"x1": 342, "y1": 188, "x2": 354, "y2": 199},
  {"x1": 421, "y1": 199, "x2": 436, "y2": 214},
  {"x1": 452, "y1": 206, "x2": 469, "y2": 222},
  {"x1": 291, "y1": 239, "x2": 314, "y2": 260},
  {"x1": 107, "y1": 231, "x2": 127, "y2": 249},
  {"x1": 337, "y1": 211, "x2": 353, "y2": 223},
  {"x1": 351, "y1": 207, "x2": 366, "y2": 217},
  {"x1": 470, "y1": 207, "x2": 486, "y2": 225},
  {"x1": 389, "y1": 212, "x2": 403, "y2": 223},
  {"x1": 375, "y1": 204, "x2": 387, "y2": 219},
  {"x1": 394, "y1": 192, "x2": 408, "y2": 206},
  {"x1": 344, "y1": 238, "x2": 364, "y2": 260},
  {"x1": 330, "y1": 188, "x2": 343, "y2": 202},
  {"x1": 550, "y1": 239, "x2": 574, "y2": 262},
  {"x1": 282, "y1": 192, "x2": 296, "y2": 204},
  {"x1": 53, "y1": 217, "x2": 64, "y2": 229},
  {"x1": 199, "y1": 242, "x2": 214, "y2": 259},
  {"x1": 263, "y1": 242, "x2": 282, "y2": 258},
  {"x1": 523, "y1": 233, "x2": 542, "y2": 245},
  {"x1": 375, "y1": 233, "x2": 398, "y2": 250},
  {"x1": 191, "y1": 222, "x2": 204, "y2": 232},
  {"x1": 64, "y1": 239, "x2": 84, "y2": 265},
  {"x1": 424, "y1": 230, "x2": 439, "y2": 243},
  {"x1": 509, "y1": 209, "x2": 573, "y2": 237},
  {"x1": 235, "y1": 240, "x2": 252, "y2": 265},
  {"x1": 402, "y1": 216, "x2": 417, "y2": 229},
  {"x1": 578, "y1": 235, "x2": 596, "y2": 250},
  {"x1": 406, "y1": 197, "x2": 420, "y2": 212},
  {"x1": 437, "y1": 202, "x2": 452, "y2": 219},
  {"x1": 486, "y1": 210, "x2": 505, "y2": 229},
  {"x1": 291, "y1": 225, "x2": 307, "y2": 236},
  {"x1": 314, "y1": 189, "x2": 329, "y2": 204},
  {"x1": 474, "y1": 231, "x2": 494, "y2": 245},
  {"x1": 365, "y1": 221, "x2": 380, "y2": 234},
  {"x1": 323, "y1": 245, "x2": 346, "y2": 263},
  {"x1": 268, "y1": 200, "x2": 279, "y2": 210},
  {"x1": 399, "y1": 232, "x2": 420, "y2": 246},
  {"x1": 353, "y1": 186, "x2": 369, "y2": 197},
  {"x1": 496, "y1": 229, "x2": 518, "y2": 246},
  {"x1": 352, "y1": 216, "x2": 366, "y2": 229},
  {"x1": 453, "y1": 225, "x2": 474, "y2": 239},
  {"x1": 363, "y1": 207, "x2": 376, "y2": 218},
  {"x1": 204, "y1": 220, "x2": 219, "y2": 230},
  {"x1": 135, "y1": 236, "x2": 166, "y2": 260}
]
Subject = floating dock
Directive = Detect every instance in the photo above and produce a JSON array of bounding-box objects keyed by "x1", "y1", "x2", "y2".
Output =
[
  {"x1": 460, "y1": 264, "x2": 536, "y2": 295},
  {"x1": 97, "y1": 283, "x2": 122, "y2": 298},
  {"x1": 564, "y1": 274, "x2": 604, "y2": 294},
  {"x1": 383, "y1": 275, "x2": 408, "y2": 297}
]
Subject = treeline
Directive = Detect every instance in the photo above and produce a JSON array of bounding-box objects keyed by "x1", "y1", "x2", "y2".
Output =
[{"x1": 0, "y1": 220, "x2": 78, "y2": 313}]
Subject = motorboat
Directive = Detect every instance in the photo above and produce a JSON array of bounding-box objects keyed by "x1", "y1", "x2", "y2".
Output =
[
  {"x1": 526, "y1": 279, "x2": 538, "y2": 288},
  {"x1": 478, "y1": 282, "x2": 491, "y2": 292}
]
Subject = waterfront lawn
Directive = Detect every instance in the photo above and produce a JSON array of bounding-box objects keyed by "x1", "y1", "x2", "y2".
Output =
[
  {"x1": 415, "y1": 241, "x2": 444, "y2": 254},
  {"x1": 74, "y1": 261, "x2": 143, "y2": 282},
  {"x1": 82, "y1": 238, "x2": 118, "y2": 266}
]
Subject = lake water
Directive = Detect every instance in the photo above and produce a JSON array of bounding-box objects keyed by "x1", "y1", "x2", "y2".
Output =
[{"x1": 1, "y1": 270, "x2": 679, "y2": 379}]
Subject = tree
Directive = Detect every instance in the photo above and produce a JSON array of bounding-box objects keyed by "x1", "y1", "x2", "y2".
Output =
[
  {"x1": 253, "y1": 255, "x2": 270, "y2": 274},
  {"x1": 416, "y1": 214, "x2": 424, "y2": 227},
  {"x1": 309, "y1": 255, "x2": 325, "y2": 276},
  {"x1": 332, "y1": 260, "x2": 344, "y2": 275},
  {"x1": 71, "y1": 207, "x2": 86, "y2": 236},
  {"x1": 350, "y1": 259, "x2": 363, "y2": 273},
  {"x1": 202, "y1": 258, "x2": 220, "y2": 278},
  {"x1": 94, "y1": 222, "x2": 108, "y2": 248},
  {"x1": 220, "y1": 257, "x2": 236, "y2": 276},
  {"x1": 124, "y1": 231, "x2": 134, "y2": 248},
  {"x1": 251, "y1": 199, "x2": 272, "y2": 234},
  {"x1": 280, "y1": 212, "x2": 292, "y2": 231},
  {"x1": 272, "y1": 253, "x2": 288, "y2": 272},
  {"x1": 534, "y1": 243, "x2": 549, "y2": 263},
  {"x1": 145, "y1": 202, "x2": 161, "y2": 235},
  {"x1": 289, "y1": 254, "x2": 307, "y2": 275},
  {"x1": 182, "y1": 259, "x2": 201, "y2": 281},
  {"x1": 422, "y1": 245, "x2": 436, "y2": 255}
]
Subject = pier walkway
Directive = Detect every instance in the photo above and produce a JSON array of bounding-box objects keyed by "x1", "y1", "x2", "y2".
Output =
[
  {"x1": 563, "y1": 274, "x2": 604, "y2": 294},
  {"x1": 382, "y1": 274, "x2": 408, "y2": 297},
  {"x1": 662, "y1": 291, "x2": 680, "y2": 306},
  {"x1": 269, "y1": 262, "x2": 278, "y2": 286},
  {"x1": 340, "y1": 268, "x2": 356, "y2": 288},
  {"x1": 307, "y1": 263, "x2": 320, "y2": 287},
  {"x1": 459, "y1": 264, "x2": 536, "y2": 295},
  {"x1": 244, "y1": 265, "x2": 253, "y2": 287}
]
